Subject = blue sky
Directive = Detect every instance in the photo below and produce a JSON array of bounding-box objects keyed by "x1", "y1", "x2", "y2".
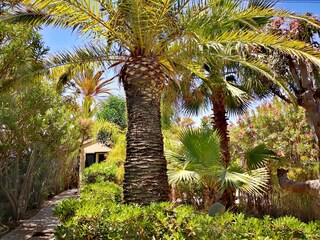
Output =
[
  {"x1": 40, "y1": 2, "x2": 320, "y2": 53},
  {"x1": 39, "y1": 2, "x2": 320, "y2": 124}
]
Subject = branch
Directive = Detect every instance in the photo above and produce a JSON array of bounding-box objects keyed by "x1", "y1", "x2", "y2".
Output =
[{"x1": 277, "y1": 168, "x2": 320, "y2": 196}]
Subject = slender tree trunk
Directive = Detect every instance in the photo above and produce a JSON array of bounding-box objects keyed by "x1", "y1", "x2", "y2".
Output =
[
  {"x1": 122, "y1": 56, "x2": 170, "y2": 204},
  {"x1": 211, "y1": 86, "x2": 234, "y2": 208},
  {"x1": 211, "y1": 86, "x2": 231, "y2": 167}
]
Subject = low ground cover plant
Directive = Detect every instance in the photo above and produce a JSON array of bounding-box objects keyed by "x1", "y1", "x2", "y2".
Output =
[
  {"x1": 55, "y1": 199, "x2": 320, "y2": 239},
  {"x1": 54, "y1": 163, "x2": 320, "y2": 240}
]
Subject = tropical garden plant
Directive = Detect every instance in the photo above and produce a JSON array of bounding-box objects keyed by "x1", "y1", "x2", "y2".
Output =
[
  {"x1": 167, "y1": 128, "x2": 274, "y2": 209},
  {"x1": 4, "y1": 0, "x2": 320, "y2": 206},
  {"x1": 167, "y1": 0, "x2": 320, "y2": 169}
]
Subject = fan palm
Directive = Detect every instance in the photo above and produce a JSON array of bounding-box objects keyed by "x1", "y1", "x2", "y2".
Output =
[
  {"x1": 167, "y1": 128, "x2": 272, "y2": 207},
  {"x1": 4, "y1": 0, "x2": 320, "y2": 205}
]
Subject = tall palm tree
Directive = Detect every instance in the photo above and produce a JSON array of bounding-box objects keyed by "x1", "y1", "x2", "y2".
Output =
[
  {"x1": 4, "y1": 0, "x2": 320, "y2": 205},
  {"x1": 168, "y1": 0, "x2": 320, "y2": 167},
  {"x1": 4, "y1": 0, "x2": 206, "y2": 204}
]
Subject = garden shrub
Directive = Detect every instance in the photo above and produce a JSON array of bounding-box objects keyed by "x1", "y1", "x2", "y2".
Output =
[
  {"x1": 55, "y1": 199, "x2": 320, "y2": 239},
  {"x1": 229, "y1": 98, "x2": 320, "y2": 221},
  {"x1": 82, "y1": 161, "x2": 118, "y2": 184},
  {"x1": 55, "y1": 202, "x2": 219, "y2": 240},
  {"x1": 54, "y1": 198, "x2": 79, "y2": 223},
  {"x1": 80, "y1": 181, "x2": 123, "y2": 203}
]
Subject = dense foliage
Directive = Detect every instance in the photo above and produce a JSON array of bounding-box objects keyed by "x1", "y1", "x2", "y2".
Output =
[
  {"x1": 82, "y1": 161, "x2": 122, "y2": 185},
  {"x1": 0, "y1": 80, "x2": 80, "y2": 220},
  {"x1": 230, "y1": 98, "x2": 318, "y2": 170},
  {"x1": 97, "y1": 96, "x2": 127, "y2": 129},
  {"x1": 0, "y1": 12, "x2": 47, "y2": 92},
  {"x1": 230, "y1": 98, "x2": 320, "y2": 221},
  {"x1": 55, "y1": 163, "x2": 320, "y2": 240}
]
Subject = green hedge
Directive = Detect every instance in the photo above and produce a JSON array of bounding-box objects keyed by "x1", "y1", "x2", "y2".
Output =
[
  {"x1": 55, "y1": 199, "x2": 320, "y2": 240},
  {"x1": 80, "y1": 181, "x2": 123, "y2": 203},
  {"x1": 55, "y1": 157, "x2": 320, "y2": 239}
]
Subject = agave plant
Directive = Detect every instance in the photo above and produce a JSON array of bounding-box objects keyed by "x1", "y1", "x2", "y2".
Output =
[{"x1": 167, "y1": 128, "x2": 275, "y2": 207}]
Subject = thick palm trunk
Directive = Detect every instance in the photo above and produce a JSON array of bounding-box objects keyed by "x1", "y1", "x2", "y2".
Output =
[
  {"x1": 211, "y1": 87, "x2": 231, "y2": 167},
  {"x1": 122, "y1": 56, "x2": 170, "y2": 204}
]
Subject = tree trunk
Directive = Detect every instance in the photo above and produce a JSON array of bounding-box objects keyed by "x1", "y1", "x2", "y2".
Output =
[
  {"x1": 300, "y1": 89, "x2": 320, "y2": 162},
  {"x1": 211, "y1": 86, "x2": 231, "y2": 167},
  {"x1": 122, "y1": 56, "x2": 170, "y2": 204},
  {"x1": 211, "y1": 86, "x2": 234, "y2": 208},
  {"x1": 277, "y1": 168, "x2": 320, "y2": 196}
]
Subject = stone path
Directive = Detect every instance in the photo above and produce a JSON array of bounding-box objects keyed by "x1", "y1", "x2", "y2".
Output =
[{"x1": 1, "y1": 189, "x2": 78, "y2": 240}]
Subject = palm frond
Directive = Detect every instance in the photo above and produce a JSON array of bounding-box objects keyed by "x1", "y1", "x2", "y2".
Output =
[
  {"x1": 179, "y1": 128, "x2": 221, "y2": 167},
  {"x1": 218, "y1": 166, "x2": 269, "y2": 195},
  {"x1": 168, "y1": 167, "x2": 201, "y2": 185},
  {"x1": 46, "y1": 44, "x2": 114, "y2": 68},
  {"x1": 244, "y1": 144, "x2": 277, "y2": 170}
]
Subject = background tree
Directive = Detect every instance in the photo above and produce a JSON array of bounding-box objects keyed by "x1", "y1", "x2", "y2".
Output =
[
  {"x1": 230, "y1": 98, "x2": 320, "y2": 220},
  {"x1": 0, "y1": 11, "x2": 48, "y2": 91},
  {"x1": 0, "y1": 80, "x2": 80, "y2": 220},
  {"x1": 97, "y1": 95, "x2": 127, "y2": 129},
  {"x1": 258, "y1": 14, "x2": 320, "y2": 161}
]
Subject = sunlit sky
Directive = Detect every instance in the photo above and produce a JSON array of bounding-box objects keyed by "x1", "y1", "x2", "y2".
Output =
[{"x1": 39, "y1": 2, "x2": 320, "y2": 125}]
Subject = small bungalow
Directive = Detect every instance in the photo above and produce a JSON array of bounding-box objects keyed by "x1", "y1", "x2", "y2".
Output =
[{"x1": 79, "y1": 139, "x2": 111, "y2": 182}]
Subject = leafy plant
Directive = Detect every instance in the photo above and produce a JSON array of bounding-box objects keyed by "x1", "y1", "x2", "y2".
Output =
[
  {"x1": 82, "y1": 161, "x2": 118, "y2": 184},
  {"x1": 55, "y1": 200, "x2": 320, "y2": 240},
  {"x1": 80, "y1": 181, "x2": 123, "y2": 203},
  {"x1": 167, "y1": 128, "x2": 270, "y2": 208},
  {"x1": 97, "y1": 96, "x2": 127, "y2": 129},
  {"x1": 54, "y1": 198, "x2": 79, "y2": 223},
  {"x1": 230, "y1": 98, "x2": 320, "y2": 221}
]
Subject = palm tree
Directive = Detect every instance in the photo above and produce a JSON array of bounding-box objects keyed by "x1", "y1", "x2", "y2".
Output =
[
  {"x1": 167, "y1": 128, "x2": 273, "y2": 208},
  {"x1": 5, "y1": 0, "x2": 320, "y2": 205},
  {"x1": 167, "y1": 0, "x2": 320, "y2": 167},
  {"x1": 5, "y1": 0, "x2": 207, "y2": 204}
]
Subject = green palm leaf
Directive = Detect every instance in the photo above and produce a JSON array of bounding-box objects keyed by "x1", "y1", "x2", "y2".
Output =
[
  {"x1": 179, "y1": 128, "x2": 221, "y2": 167},
  {"x1": 218, "y1": 166, "x2": 268, "y2": 195},
  {"x1": 245, "y1": 144, "x2": 277, "y2": 170}
]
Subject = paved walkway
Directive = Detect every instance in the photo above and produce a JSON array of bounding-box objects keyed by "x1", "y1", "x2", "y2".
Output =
[{"x1": 1, "y1": 189, "x2": 78, "y2": 240}]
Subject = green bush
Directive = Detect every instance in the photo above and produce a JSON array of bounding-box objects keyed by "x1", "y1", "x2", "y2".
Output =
[
  {"x1": 55, "y1": 202, "x2": 218, "y2": 240},
  {"x1": 55, "y1": 200, "x2": 320, "y2": 240},
  {"x1": 80, "y1": 181, "x2": 123, "y2": 203},
  {"x1": 54, "y1": 198, "x2": 79, "y2": 222},
  {"x1": 82, "y1": 161, "x2": 118, "y2": 184}
]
